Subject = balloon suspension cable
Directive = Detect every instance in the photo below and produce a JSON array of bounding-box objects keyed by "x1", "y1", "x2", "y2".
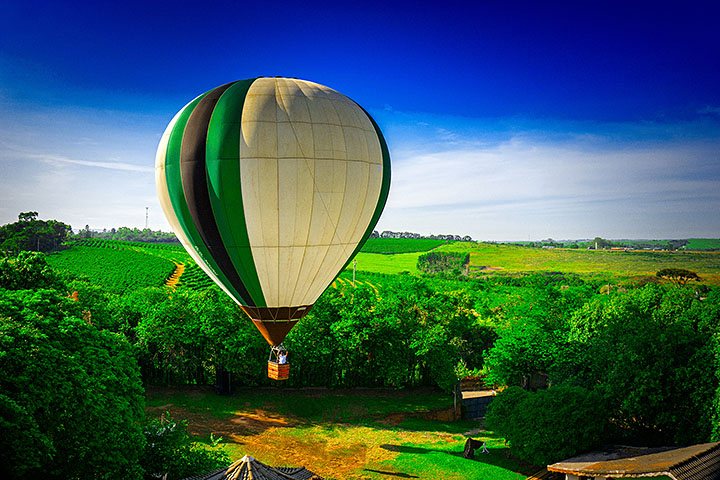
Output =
[{"x1": 268, "y1": 344, "x2": 288, "y2": 363}]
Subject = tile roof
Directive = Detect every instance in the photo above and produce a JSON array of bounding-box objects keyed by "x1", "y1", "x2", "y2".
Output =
[
  {"x1": 547, "y1": 442, "x2": 720, "y2": 479},
  {"x1": 181, "y1": 455, "x2": 322, "y2": 480}
]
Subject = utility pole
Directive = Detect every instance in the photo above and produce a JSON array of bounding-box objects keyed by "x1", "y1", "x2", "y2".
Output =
[
  {"x1": 352, "y1": 259, "x2": 357, "y2": 287},
  {"x1": 145, "y1": 207, "x2": 149, "y2": 229}
]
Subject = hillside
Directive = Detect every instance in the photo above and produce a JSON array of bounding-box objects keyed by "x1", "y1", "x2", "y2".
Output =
[{"x1": 45, "y1": 238, "x2": 720, "y2": 289}]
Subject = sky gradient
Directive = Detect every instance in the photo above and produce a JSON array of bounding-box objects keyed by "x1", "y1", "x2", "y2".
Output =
[{"x1": 2, "y1": 1, "x2": 719, "y2": 240}]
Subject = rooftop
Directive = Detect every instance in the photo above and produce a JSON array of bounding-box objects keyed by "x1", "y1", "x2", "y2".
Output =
[
  {"x1": 182, "y1": 455, "x2": 322, "y2": 480},
  {"x1": 547, "y1": 442, "x2": 720, "y2": 480}
]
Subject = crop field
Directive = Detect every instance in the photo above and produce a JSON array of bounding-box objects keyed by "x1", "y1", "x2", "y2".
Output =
[
  {"x1": 52, "y1": 237, "x2": 720, "y2": 291},
  {"x1": 686, "y1": 238, "x2": 720, "y2": 251},
  {"x1": 146, "y1": 387, "x2": 532, "y2": 480},
  {"x1": 46, "y1": 246, "x2": 176, "y2": 293},
  {"x1": 360, "y1": 238, "x2": 446, "y2": 254},
  {"x1": 178, "y1": 262, "x2": 216, "y2": 289},
  {"x1": 430, "y1": 242, "x2": 720, "y2": 283},
  {"x1": 67, "y1": 238, "x2": 183, "y2": 251},
  {"x1": 338, "y1": 241, "x2": 720, "y2": 283}
]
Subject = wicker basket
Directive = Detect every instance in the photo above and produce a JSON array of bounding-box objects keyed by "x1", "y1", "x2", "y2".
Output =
[{"x1": 268, "y1": 360, "x2": 290, "y2": 380}]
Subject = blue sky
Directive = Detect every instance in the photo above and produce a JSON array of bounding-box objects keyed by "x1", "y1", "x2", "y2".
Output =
[{"x1": 2, "y1": 1, "x2": 719, "y2": 240}]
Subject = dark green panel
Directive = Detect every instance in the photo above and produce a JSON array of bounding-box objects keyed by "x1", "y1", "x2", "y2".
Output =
[
  {"x1": 205, "y1": 78, "x2": 267, "y2": 306},
  {"x1": 164, "y1": 92, "x2": 247, "y2": 304}
]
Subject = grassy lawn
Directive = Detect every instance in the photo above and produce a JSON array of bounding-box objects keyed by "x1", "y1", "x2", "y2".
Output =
[
  {"x1": 145, "y1": 387, "x2": 534, "y2": 480},
  {"x1": 345, "y1": 252, "x2": 424, "y2": 274}
]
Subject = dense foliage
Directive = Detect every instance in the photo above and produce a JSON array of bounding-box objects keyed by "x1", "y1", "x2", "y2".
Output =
[
  {"x1": 485, "y1": 282, "x2": 720, "y2": 462},
  {"x1": 486, "y1": 386, "x2": 608, "y2": 465},
  {"x1": 0, "y1": 212, "x2": 71, "y2": 254},
  {"x1": 141, "y1": 415, "x2": 229, "y2": 480},
  {"x1": 0, "y1": 251, "x2": 64, "y2": 290},
  {"x1": 77, "y1": 226, "x2": 179, "y2": 244},
  {"x1": 287, "y1": 275, "x2": 493, "y2": 390},
  {"x1": 656, "y1": 267, "x2": 700, "y2": 285},
  {"x1": 0, "y1": 252, "x2": 232, "y2": 479},
  {"x1": 108, "y1": 275, "x2": 494, "y2": 391},
  {"x1": 0, "y1": 254, "x2": 145, "y2": 479},
  {"x1": 417, "y1": 251, "x2": 469, "y2": 274}
]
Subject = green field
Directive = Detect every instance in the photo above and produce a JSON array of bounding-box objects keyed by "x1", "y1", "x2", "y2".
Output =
[
  {"x1": 146, "y1": 388, "x2": 532, "y2": 480},
  {"x1": 45, "y1": 246, "x2": 176, "y2": 293},
  {"x1": 346, "y1": 251, "x2": 423, "y2": 274},
  {"x1": 348, "y1": 241, "x2": 720, "y2": 283},
  {"x1": 460, "y1": 243, "x2": 720, "y2": 280},
  {"x1": 360, "y1": 237, "x2": 447, "y2": 254},
  {"x1": 686, "y1": 238, "x2": 720, "y2": 251},
  {"x1": 50, "y1": 237, "x2": 720, "y2": 291}
]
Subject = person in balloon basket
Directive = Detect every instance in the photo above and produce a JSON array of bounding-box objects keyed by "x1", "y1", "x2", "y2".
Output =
[{"x1": 278, "y1": 351, "x2": 287, "y2": 364}]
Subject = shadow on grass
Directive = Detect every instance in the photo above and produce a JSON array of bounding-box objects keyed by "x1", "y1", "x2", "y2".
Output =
[
  {"x1": 381, "y1": 444, "x2": 462, "y2": 457},
  {"x1": 363, "y1": 468, "x2": 419, "y2": 478},
  {"x1": 379, "y1": 442, "x2": 538, "y2": 477}
]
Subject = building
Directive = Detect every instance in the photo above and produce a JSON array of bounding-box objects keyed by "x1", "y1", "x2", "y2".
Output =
[
  {"x1": 547, "y1": 442, "x2": 720, "y2": 480},
  {"x1": 182, "y1": 455, "x2": 323, "y2": 480}
]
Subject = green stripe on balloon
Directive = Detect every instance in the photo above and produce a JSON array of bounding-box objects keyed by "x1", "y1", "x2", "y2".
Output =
[
  {"x1": 164, "y1": 93, "x2": 247, "y2": 304},
  {"x1": 205, "y1": 78, "x2": 266, "y2": 306}
]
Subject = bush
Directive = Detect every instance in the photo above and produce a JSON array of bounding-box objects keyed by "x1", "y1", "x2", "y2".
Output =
[
  {"x1": 486, "y1": 386, "x2": 608, "y2": 466},
  {"x1": 417, "y1": 251, "x2": 469, "y2": 273},
  {"x1": 0, "y1": 251, "x2": 62, "y2": 290},
  {"x1": 141, "y1": 414, "x2": 229, "y2": 480}
]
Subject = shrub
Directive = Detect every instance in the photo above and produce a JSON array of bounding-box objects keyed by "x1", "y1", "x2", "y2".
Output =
[
  {"x1": 486, "y1": 386, "x2": 608, "y2": 466},
  {"x1": 141, "y1": 414, "x2": 229, "y2": 480}
]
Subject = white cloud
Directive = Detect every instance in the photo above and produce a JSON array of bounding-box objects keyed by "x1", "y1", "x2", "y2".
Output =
[
  {"x1": 375, "y1": 126, "x2": 720, "y2": 240},
  {"x1": 11, "y1": 150, "x2": 153, "y2": 172},
  {"x1": 1, "y1": 101, "x2": 719, "y2": 240}
]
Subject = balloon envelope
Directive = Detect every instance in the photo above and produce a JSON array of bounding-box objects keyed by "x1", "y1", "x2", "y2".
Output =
[{"x1": 156, "y1": 77, "x2": 390, "y2": 345}]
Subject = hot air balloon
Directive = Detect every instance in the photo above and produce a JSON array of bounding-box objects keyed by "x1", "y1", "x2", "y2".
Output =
[{"x1": 156, "y1": 77, "x2": 390, "y2": 379}]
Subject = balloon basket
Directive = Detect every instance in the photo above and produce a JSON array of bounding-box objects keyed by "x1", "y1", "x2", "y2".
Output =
[
  {"x1": 268, "y1": 344, "x2": 289, "y2": 380},
  {"x1": 268, "y1": 361, "x2": 290, "y2": 380}
]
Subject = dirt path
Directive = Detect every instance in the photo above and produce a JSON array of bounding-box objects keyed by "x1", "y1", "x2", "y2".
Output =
[
  {"x1": 164, "y1": 262, "x2": 185, "y2": 289},
  {"x1": 145, "y1": 403, "x2": 401, "y2": 478},
  {"x1": 146, "y1": 395, "x2": 464, "y2": 479}
]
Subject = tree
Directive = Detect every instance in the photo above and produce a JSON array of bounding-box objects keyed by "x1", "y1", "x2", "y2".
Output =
[
  {"x1": 17, "y1": 211, "x2": 38, "y2": 222},
  {"x1": 656, "y1": 268, "x2": 700, "y2": 286},
  {"x1": 568, "y1": 285, "x2": 717, "y2": 445},
  {"x1": 0, "y1": 251, "x2": 62, "y2": 290},
  {"x1": 0, "y1": 213, "x2": 71, "y2": 253},
  {"x1": 592, "y1": 237, "x2": 614, "y2": 249},
  {"x1": 141, "y1": 414, "x2": 228, "y2": 480},
  {"x1": 486, "y1": 386, "x2": 608, "y2": 466},
  {"x1": 134, "y1": 287, "x2": 265, "y2": 385},
  {"x1": 80, "y1": 224, "x2": 92, "y2": 239},
  {"x1": 0, "y1": 289, "x2": 145, "y2": 479}
]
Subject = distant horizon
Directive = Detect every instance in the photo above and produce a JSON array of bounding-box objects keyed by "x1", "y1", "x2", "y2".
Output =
[{"x1": 63, "y1": 222, "x2": 719, "y2": 244}]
